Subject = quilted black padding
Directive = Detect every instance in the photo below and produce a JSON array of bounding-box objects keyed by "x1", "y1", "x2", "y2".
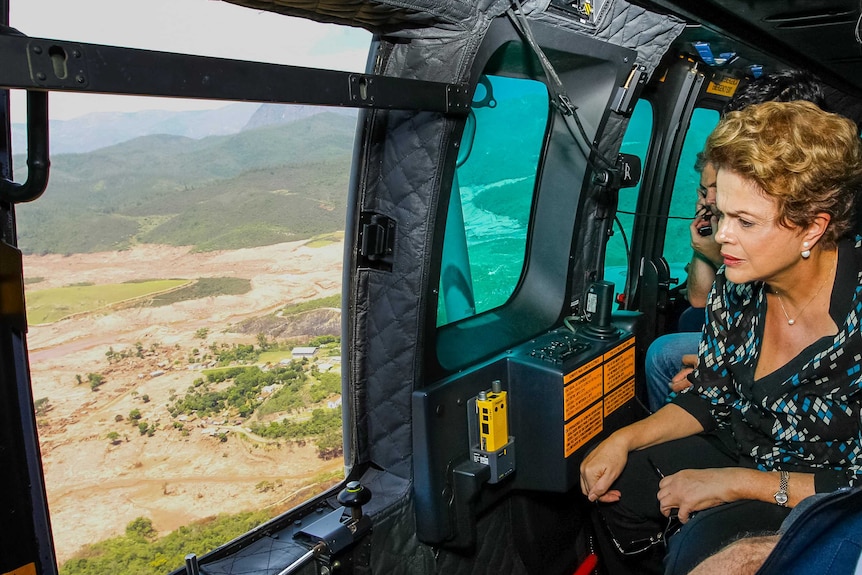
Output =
[{"x1": 219, "y1": 0, "x2": 476, "y2": 33}]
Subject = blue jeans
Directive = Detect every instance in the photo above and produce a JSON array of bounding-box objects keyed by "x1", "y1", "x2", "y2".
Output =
[{"x1": 644, "y1": 332, "x2": 700, "y2": 412}]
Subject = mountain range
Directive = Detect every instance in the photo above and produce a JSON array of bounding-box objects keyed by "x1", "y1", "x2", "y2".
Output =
[{"x1": 12, "y1": 104, "x2": 358, "y2": 255}]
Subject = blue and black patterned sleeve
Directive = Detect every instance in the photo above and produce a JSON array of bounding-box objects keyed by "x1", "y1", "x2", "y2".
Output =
[
  {"x1": 672, "y1": 269, "x2": 749, "y2": 430},
  {"x1": 671, "y1": 238, "x2": 862, "y2": 490}
]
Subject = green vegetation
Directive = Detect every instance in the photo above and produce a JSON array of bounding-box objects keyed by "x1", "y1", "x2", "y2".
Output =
[
  {"x1": 250, "y1": 406, "x2": 341, "y2": 442},
  {"x1": 34, "y1": 397, "x2": 50, "y2": 416},
  {"x1": 309, "y1": 371, "x2": 341, "y2": 402},
  {"x1": 146, "y1": 277, "x2": 252, "y2": 307},
  {"x1": 106, "y1": 342, "x2": 148, "y2": 363},
  {"x1": 26, "y1": 280, "x2": 189, "y2": 324},
  {"x1": 257, "y1": 350, "x2": 294, "y2": 364},
  {"x1": 255, "y1": 379, "x2": 308, "y2": 416},
  {"x1": 279, "y1": 294, "x2": 341, "y2": 316},
  {"x1": 60, "y1": 510, "x2": 274, "y2": 575},
  {"x1": 15, "y1": 114, "x2": 355, "y2": 255},
  {"x1": 169, "y1": 364, "x2": 306, "y2": 419},
  {"x1": 87, "y1": 373, "x2": 105, "y2": 391},
  {"x1": 25, "y1": 277, "x2": 252, "y2": 325},
  {"x1": 305, "y1": 232, "x2": 343, "y2": 248},
  {"x1": 23, "y1": 276, "x2": 45, "y2": 284},
  {"x1": 167, "y1": 335, "x2": 342, "y2": 454}
]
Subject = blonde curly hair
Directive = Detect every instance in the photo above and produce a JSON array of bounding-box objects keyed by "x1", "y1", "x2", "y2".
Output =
[{"x1": 704, "y1": 100, "x2": 862, "y2": 247}]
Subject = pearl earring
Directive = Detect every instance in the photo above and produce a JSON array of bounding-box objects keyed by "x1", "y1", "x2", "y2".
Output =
[{"x1": 801, "y1": 241, "x2": 811, "y2": 259}]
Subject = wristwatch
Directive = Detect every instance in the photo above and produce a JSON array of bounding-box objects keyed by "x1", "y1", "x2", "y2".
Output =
[{"x1": 773, "y1": 470, "x2": 789, "y2": 506}]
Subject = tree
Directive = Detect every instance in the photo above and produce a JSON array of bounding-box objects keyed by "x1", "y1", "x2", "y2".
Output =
[
  {"x1": 125, "y1": 516, "x2": 156, "y2": 540},
  {"x1": 256, "y1": 333, "x2": 271, "y2": 351},
  {"x1": 316, "y1": 426, "x2": 343, "y2": 460},
  {"x1": 106, "y1": 431, "x2": 121, "y2": 445},
  {"x1": 34, "y1": 397, "x2": 50, "y2": 416},
  {"x1": 88, "y1": 373, "x2": 105, "y2": 391}
]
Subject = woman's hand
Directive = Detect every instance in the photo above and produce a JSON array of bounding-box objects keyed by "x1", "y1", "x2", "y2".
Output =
[
  {"x1": 656, "y1": 468, "x2": 745, "y2": 522},
  {"x1": 689, "y1": 212, "x2": 722, "y2": 267},
  {"x1": 579, "y1": 433, "x2": 630, "y2": 503},
  {"x1": 670, "y1": 354, "x2": 699, "y2": 393},
  {"x1": 579, "y1": 406, "x2": 705, "y2": 505}
]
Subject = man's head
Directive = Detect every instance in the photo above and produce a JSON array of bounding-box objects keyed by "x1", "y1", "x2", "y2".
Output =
[{"x1": 723, "y1": 69, "x2": 826, "y2": 114}]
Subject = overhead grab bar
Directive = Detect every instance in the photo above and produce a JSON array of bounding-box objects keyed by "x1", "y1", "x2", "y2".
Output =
[{"x1": 0, "y1": 90, "x2": 50, "y2": 203}]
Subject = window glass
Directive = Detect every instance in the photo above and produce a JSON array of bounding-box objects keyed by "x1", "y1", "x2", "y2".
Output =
[
  {"x1": 11, "y1": 1, "x2": 369, "y2": 570},
  {"x1": 664, "y1": 108, "x2": 719, "y2": 282},
  {"x1": 664, "y1": 108, "x2": 720, "y2": 281},
  {"x1": 604, "y1": 99, "x2": 653, "y2": 293},
  {"x1": 437, "y1": 75, "x2": 549, "y2": 326}
]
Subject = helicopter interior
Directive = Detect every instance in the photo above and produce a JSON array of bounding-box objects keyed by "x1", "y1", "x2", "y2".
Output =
[{"x1": 2, "y1": 1, "x2": 862, "y2": 574}]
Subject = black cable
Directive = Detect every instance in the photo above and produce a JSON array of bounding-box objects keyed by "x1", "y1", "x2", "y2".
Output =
[
  {"x1": 613, "y1": 214, "x2": 631, "y2": 262},
  {"x1": 616, "y1": 209, "x2": 696, "y2": 221},
  {"x1": 507, "y1": 0, "x2": 617, "y2": 170}
]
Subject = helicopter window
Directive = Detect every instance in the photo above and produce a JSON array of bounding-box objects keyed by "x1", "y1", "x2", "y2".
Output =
[
  {"x1": 664, "y1": 108, "x2": 720, "y2": 282},
  {"x1": 605, "y1": 99, "x2": 653, "y2": 292},
  {"x1": 10, "y1": 2, "x2": 369, "y2": 569},
  {"x1": 437, "y1": 74, "x2": 550, "y2": 326}
]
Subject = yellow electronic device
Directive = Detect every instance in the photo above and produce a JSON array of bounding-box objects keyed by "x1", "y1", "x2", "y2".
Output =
[{"x1": 477, "y1": 386, "x2": 509, "y2": 453}]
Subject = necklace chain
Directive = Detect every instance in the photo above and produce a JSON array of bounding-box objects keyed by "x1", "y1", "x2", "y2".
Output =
[{"x1": 773, "y1": 255, "x2": 836, "y2": 326}]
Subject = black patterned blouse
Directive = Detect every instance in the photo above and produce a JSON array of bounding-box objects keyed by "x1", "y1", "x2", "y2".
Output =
[{"x1": 673, "y1": 236, "x2": 862, "y2": 492}]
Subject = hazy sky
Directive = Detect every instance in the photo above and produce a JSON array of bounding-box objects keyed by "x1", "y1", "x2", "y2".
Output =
[{"x1": 9, "y1": 0, "x2": 372, "y2": 122}]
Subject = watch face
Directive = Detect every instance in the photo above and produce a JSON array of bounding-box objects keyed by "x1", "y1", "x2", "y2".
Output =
[{"x1": 775, "y1": 492, "x2": 788, "y2": 505}]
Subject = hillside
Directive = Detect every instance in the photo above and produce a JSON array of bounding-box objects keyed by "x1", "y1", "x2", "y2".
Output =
[
  {"x1": 10, "y1": 103, "x2": 356, "y2": 154},
  {"x1": 13, "y1": 112, "x2": 357, "y2": 255},
  {"x1": 11, "y1": 103, "x2": 259, "y2": 155}
]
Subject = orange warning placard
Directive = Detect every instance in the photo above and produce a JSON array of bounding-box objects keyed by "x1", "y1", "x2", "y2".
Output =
[
  {"x1": 564, "y1": 366, "x2": 603, "y2": 420},
  {"x1": 604, "y1": 379, "x2": 635, "y2": 417},
  {"x1": 602, "y1": 337, "x2": 634, "y2": 361},
  {"x1": 706, "y1": 77, "x2": 740, "y2": 97},
  {"x1": 604, "y1": 345, "x2": 635, "y2": 393},
  {"x1": 3, "y1": 564, "x2": 36, "y2": 575},
  {"x1": 564, "y1": 355, "x2": 603, "y2": 385},
  {"x1": 564, "y1": 402, "x2": 603, "y2": 457}
]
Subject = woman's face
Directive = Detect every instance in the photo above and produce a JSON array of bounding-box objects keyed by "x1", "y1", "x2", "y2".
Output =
[
  {"x1": 697, "y1": 162, "x2": 718, "y2": 208},
  {"x1": 714, "y1": 169, "x2": 807, "y2": 285}
]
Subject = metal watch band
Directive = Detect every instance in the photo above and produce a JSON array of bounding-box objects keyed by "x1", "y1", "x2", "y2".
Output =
[{"x1": 774, "y1": 470, "x2": 789, "y2": 506}]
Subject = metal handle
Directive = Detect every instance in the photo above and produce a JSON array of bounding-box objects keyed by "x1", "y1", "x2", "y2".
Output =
[
  {"x1": 0, "y1": 90, "x2": 50, "y2": 203},
  {"x1": 275, "y1": 541, "x2": 327, "y2": 575}
]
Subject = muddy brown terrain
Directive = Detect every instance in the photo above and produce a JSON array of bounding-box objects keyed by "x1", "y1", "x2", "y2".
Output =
[{"x1": 23, "y1": 241, "x2": 344, "y2": 564}]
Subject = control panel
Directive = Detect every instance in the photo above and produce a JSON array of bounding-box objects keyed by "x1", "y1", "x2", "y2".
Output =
[{"x1": 413, "y1": 318, "x2": 642, "y2": 547}]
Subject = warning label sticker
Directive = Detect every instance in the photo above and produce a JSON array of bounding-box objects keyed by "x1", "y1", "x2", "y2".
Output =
[
  {"x1": 565, "y1": 366, "x2": 603, "y2": 420},
  {"x1": 706, "y1": 77, "x2": 740, "y2": 96},
  {"x1": 605, "y1": 379, "x2": 635, "y2": 417},
  {"x1": 564, "y1": 355, "x2": 603, "y2": 385},
  {"x1": 3, "y1": 564, "x2": 36, "y2": 575},
  {"x1": 604, "y1": 345, "x2": 635, "y2": 393},
  {"x1": 564, "y1": 402, "x2": 603, "y2": 457},
  {"x1": 603, "y1": 337, "x2": 634, "y2": 361}
]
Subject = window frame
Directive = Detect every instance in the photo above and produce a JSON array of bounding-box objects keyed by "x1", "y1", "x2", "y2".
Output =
[{"x1": 428, "y1": 16, "x2": 637, "y2": 377}]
